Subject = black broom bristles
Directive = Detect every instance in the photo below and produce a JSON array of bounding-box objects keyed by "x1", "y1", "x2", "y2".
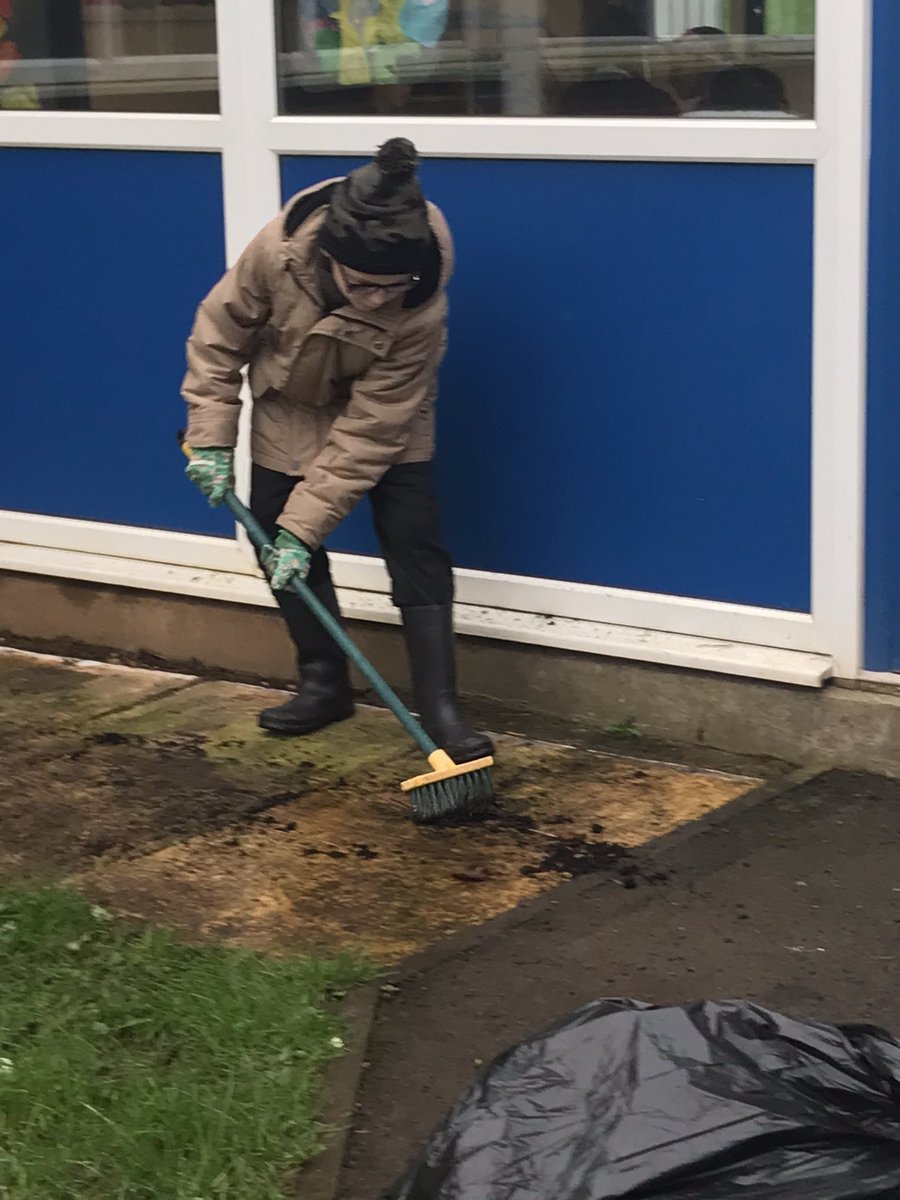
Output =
[{"x1": 407, "y1": 766, "x2": 494, "y2": 824}]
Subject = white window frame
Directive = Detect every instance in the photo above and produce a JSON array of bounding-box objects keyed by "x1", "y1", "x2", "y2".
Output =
[{"x1": 0, "y1": 0, "x2": 869, "y2": 682}]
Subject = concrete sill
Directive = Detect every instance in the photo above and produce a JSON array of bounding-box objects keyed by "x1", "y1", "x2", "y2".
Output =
[{"x1": 1, "y1": 542, "x2": 832, "y2": 689}]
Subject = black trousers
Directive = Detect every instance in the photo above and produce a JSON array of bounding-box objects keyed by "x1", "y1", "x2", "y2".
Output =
[{"x1": 250, "y1": 461, "x2": 454, "y2": 635}]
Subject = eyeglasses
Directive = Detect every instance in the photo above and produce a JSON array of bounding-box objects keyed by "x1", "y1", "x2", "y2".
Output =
[{"x1": 332, "y1": 259, "x2": 420, "y2": 299}]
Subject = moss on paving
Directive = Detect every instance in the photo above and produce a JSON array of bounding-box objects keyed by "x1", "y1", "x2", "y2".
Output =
[
  {"x1": 202, "y1": 710, "x2": 420, "y2": 787},
  {"x1": 101, "y1": 682, "x2": 422, "y2": 793},
  {"x1": 0, "y1": 656, "x2": 187, "y2": 734},
  {"x1": 91, "y1": 681, "x2": 259, "y2": 741},
  {"x1": 0, "y1": 886, "x2": 371, "y2": 1200}
]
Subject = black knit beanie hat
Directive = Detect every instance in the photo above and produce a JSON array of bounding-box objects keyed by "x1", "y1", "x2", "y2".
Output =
[{"x1": 319, "y1": 138, "x2": 432, "y2": 276}]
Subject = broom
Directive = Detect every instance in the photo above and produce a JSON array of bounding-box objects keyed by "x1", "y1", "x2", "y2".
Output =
[{"x1": 180, "y1": 438, "x2": 494, "y2": 823}]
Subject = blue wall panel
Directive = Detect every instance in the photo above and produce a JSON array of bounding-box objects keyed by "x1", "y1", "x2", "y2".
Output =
[
  {"x1": 283, "y1": 156, "x2": 814, "y2": 611},
  {"x1": 2, "y1": 148, "x2": 230, "y2": 536},
  {"x1": 866, "y1": 0, "x2": 900, "y2": 669}
]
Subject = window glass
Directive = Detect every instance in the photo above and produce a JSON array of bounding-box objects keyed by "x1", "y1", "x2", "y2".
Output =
[
  {"x1": 275, "y1": 1, "x2": 814, "y2": 118},
  {"x1": 0, "y1": 0, "x2": 218, "y2": 113}
]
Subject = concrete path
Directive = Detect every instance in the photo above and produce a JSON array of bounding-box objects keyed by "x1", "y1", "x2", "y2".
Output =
[{"x1": 340, "y1": 768, "x2": 900, "y2": 1198}]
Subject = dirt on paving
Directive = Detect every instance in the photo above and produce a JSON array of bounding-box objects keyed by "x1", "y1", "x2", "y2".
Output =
[
  {"x1": 338, "y1": 769, "x2": 900, "y2": 1200},
  {"x1": 0, "y1": 664, "x2": 298, "y2": 875},
  {"x1": 0, "y1": 653, "x2": 200, "y2": 874},
  {"x1": 71, "y1": 722, "x2": 755, "y2": 960},
  {"x1": 2, "y1": 727, "x2": 306, "y2": 871},
  {"x1": 0, "y1": 649, "x2": 761, "y2": 961}
]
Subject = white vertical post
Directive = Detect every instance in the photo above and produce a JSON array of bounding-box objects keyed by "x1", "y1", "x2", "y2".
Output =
[
  {"x1": 213, "y1": 0, "x2": 282, "y2": 531},
  {"x1": 653, "y1": 0, "x2": 725, "y2": 37},
  {"x1": 85, "y1": 2, "x2": 125, "y2": 60},
  {"x1": 500, "y1": 0, "x2": 542, "y2": 115},
  {"x1": 809, "y1": 0, "x2": 872, "y2": 676},
  {"x1": 214, "y1": 0, "x2": 281, "y2": 267}
]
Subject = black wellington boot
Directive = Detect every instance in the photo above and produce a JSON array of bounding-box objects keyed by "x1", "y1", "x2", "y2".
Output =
[
  {"x1": 259, "y1": 577, "x2": 355, "y2": 735},
  {"x1": 400, "y1": 604, "x2": 494, "y2": 764}
]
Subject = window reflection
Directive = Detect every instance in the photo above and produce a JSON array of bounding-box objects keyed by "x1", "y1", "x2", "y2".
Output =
[
  {"x1": 0, "y1": 0, "x2": 218, "y2": 113},
  {"x1": 276, "y1": 0, "x2": 815, "y2": 118}
]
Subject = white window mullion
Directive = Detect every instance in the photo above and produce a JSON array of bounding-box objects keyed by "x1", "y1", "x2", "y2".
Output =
[
  {"x1": 808, "y1": 0, "x2": 871, "y2": 678},
  {"x1": 214, "y1": 0, "x2": 281, "y2": 265},
  {"x1": 213, "y1": 0, "x2": 282, "y2": 543}
]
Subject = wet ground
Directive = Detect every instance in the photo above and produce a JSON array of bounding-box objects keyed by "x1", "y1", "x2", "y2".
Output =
[
  {"x1": 0, "y1": 648, "x2": 759, "y2": 961},
  {"x1": 340, "y1": 768, "x2": 900, "y2": 1198}
]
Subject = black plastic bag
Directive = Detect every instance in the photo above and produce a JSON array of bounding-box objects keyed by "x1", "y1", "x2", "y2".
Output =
[{"x1": 385, "y1": 1000, "x2": 900, "y2": 1199}]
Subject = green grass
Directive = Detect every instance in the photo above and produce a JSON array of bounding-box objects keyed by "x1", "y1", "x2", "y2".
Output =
[{"x1": 0, "y1": 887, "x2": 371, "y2": 1200}]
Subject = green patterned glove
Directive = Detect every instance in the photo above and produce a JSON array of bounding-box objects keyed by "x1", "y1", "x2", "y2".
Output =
[
  {"x1": 185, "y1": 447, "x2": 234, "y2": 507},
  {"x1": 263, "y1": 529, "x2": 312, "y2": 592}
]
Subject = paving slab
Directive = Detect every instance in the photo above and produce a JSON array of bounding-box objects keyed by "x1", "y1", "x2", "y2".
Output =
[
  {"x1": 0, "y1": 651, "x2": 758, "y2": 958},
  {"x1": 0, "y1": 648, "x2": 195, "y2": 732},
  {"x1": 73, "y1": 720, "x2": 754, "y2": 960},
  {"x1": 0, "y1": 650, "x2": 199, "y2": 874}
]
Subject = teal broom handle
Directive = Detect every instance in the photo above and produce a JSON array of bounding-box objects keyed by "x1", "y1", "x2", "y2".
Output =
[{"x1": 221, "y1": 488, "x2": 440, "y2": 760}]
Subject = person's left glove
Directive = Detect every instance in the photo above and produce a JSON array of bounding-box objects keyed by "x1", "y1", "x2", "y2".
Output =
[
  {"x1": 185, "y1": 447, "x2": 235, "y2": 507},
  {"x1": 263, "y1": 529, "x2": 312, "y2": 591}
]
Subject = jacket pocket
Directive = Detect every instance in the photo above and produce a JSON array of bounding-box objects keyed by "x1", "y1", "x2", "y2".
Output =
[{"x1": 315, "y1": 315, "x2": 394, "y2": 382}]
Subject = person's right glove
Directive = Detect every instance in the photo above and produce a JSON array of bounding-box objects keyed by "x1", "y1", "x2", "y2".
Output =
[{"x1": 185, "y1": 447, "x2": 234, "y2": 507}]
